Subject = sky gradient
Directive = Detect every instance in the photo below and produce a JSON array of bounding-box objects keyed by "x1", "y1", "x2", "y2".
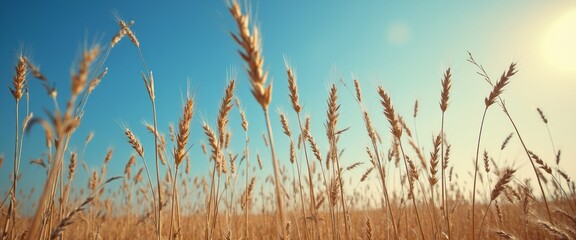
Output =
[{"x1": 1, "y1": 1, "x2": 575, "y2": 213}]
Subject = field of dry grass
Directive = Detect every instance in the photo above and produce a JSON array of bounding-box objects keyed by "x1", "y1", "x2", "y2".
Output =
[{"x1": 1, "y1": 1, "x2": 575, "y2": 240}]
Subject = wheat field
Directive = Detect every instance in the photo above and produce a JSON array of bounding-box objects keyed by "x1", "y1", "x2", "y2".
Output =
[{"x1": 1, "y1": 1, "x2": 575, "y2": 240}]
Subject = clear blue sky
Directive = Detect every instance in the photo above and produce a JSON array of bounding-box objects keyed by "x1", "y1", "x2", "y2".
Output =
[{"x1": 1, "y1": 1, "x2": 575, "y2": 212}]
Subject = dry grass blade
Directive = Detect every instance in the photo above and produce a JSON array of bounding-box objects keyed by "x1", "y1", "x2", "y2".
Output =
[
  {"x1": 50, "y1": 196, "x2": 94, "y2": 240},
  {"x1": 491, "y1": 229, "x2": 518, "y2": 240},
  {"x1": 30, "y1": 158, "x2": 46, "y2": 169},
  {"x1": 535, "y1": 219, "x2": 570, "y2": 240},
  {"x1": 51, "y1": 176, "x2": 120, "y2": 239},
  {"x1": 103, "y1": 176, "x2": 123, "y2": 185},
  {"x1": 24, "y1": 57, "x2": 47, "y2": 81},
  {"x1": 24, "y1": 118, "x2": 54, "y2": 148},
  {"x1": 346, "y1": 162, "x2": 363, "y2": 171}
]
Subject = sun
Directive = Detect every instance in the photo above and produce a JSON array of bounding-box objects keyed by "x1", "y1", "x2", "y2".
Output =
[{"x1": 542, "y1": 9, "x2": 576, "y2": 73}]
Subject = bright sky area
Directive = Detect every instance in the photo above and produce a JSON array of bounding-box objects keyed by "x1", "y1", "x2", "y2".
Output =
[{"x1": 1, "y1": 1, "x2": 575, "y2": 213}]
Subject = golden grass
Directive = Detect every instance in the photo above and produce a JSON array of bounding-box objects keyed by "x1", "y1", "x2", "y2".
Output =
[{"x1": 1, "y1": 2, "x2": 575, "y2": 240}]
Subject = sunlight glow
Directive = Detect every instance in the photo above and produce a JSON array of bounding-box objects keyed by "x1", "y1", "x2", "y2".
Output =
[{"x1": 542, "y1": 9, "x2": 576, "y2": 74}]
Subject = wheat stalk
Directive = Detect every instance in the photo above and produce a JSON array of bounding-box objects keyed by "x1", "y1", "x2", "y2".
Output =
[
  {"x1": 228, "y1": 2, "x2": 286, "y2": 235},
  {"x1": 174, "y1": 98, "x2": 195, "y2": 167},
  {"x1": 378, "y1": 85, "x2": 426, "y2": 240},
  {"x1": 229, "y1": 1, "x2": 271, "y2": 111},
  {"x1": 468, "y1": 53, "x2": 518, "y2": 240},
  {"x1": 169, "y1": 96, "x2": 195, "y2": 239},
  {"x1": 478, "y1": 168, "x2": 516, "y2": 240},
  {"x1": 353, "y1": 81, "x2": 398, "y2": 240},
  {"x1": 27, "y1": 46, "x2": 100, "y2": 240},
  {"x1": 3, "y1": 56, "x2": 27, "y2": 239},
  {"x1": 439, "y1": 68, "x2": 452, "y2": 239}
]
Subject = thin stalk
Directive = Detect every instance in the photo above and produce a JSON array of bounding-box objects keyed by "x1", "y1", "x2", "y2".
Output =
[
  {"x1": 333, "y1": 154, "x2": 350, "y2": 240},
  {"x1": 502, "y1": 105, "x2": 552, "y2": 222},
  {"x1": 263, "y1": 109, "x2": 286, "y2": 237},
  {"x1": 293, "y1": 143, "x2": 310, "y2": 240},
  {"x1": 243, "y1": 136, "x2": 250, "y2": 239},
  {"x1": 476, "y1": 201, "x2": 493, "y2": 240},
  {"x1": 398, "y1": 143, "x2": 426, "y2": 240},
  {"x1": 205, "y1": 163, "x2": 217, "y2": 240},
  {"x1": 30, "y1": 91, "x2": 81, "y2": 239},
  {"x1": 46, "y1": 169, "x2": 61, "y2": 238},
  {"x1": 175, "y1": 179, "x2": 181, "y2": 238},
  {"x1": 296, "y1": 114, "x2": 321, "y2": 240},
  {"x1": 58, "y1": 158, "x2": 64, "y2": 224},
  {"x1": 413, "y1": 116, "x2": 420, "y2": 148},
  {"x1": 372, "y1": 142, "x2": 398, "y2": 240},
  {"x1": 545, "y1": 124, "x2": 556, "y2": 157},
  {"x1": 210, "y1": 170, "x2": 222, "y2": 233},
  {"x1": 440, "y1": 115, "x2": 451, "y2": 239},
  {"x1": 169, "y1": 167, "x2": 180, "y2": 239},
  {"x1": 27, "y1": 133, "x2": 68, "y2": 240},
  {"x1": 13, "y1": 93, "x2": 29, "y2": 238},
  {"x1": 425, "y1": 179, "x2": 440, "y2": 236},
  {"x1": 151, "y1": 102, "x2": 162, "y2": 240},
  {"x1": 289, "y1": 164, "x2": 304, "y2": 240},
  {"x1": 471, "y1": 107, "x2": 488, "y2": 240},
  {"x1": 2, "y1": 100, "x2": 20, "y2": 239},
  {"x1": 137, "y1": 154, "x2": 159, "y2": 228},
  {"x1": 133, "y1": 39, "x2": 161, "y2": 239},
  {"x1": 360, "y1": 107, "x2": 397, "y2": 238},
  {"x1": 318, "y1": 156, "x2": 338, "y2": 240}
]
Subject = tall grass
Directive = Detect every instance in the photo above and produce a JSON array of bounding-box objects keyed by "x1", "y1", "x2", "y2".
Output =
[{"x1": 0, "y1": 2, "x2": 574, "y2": 240}]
